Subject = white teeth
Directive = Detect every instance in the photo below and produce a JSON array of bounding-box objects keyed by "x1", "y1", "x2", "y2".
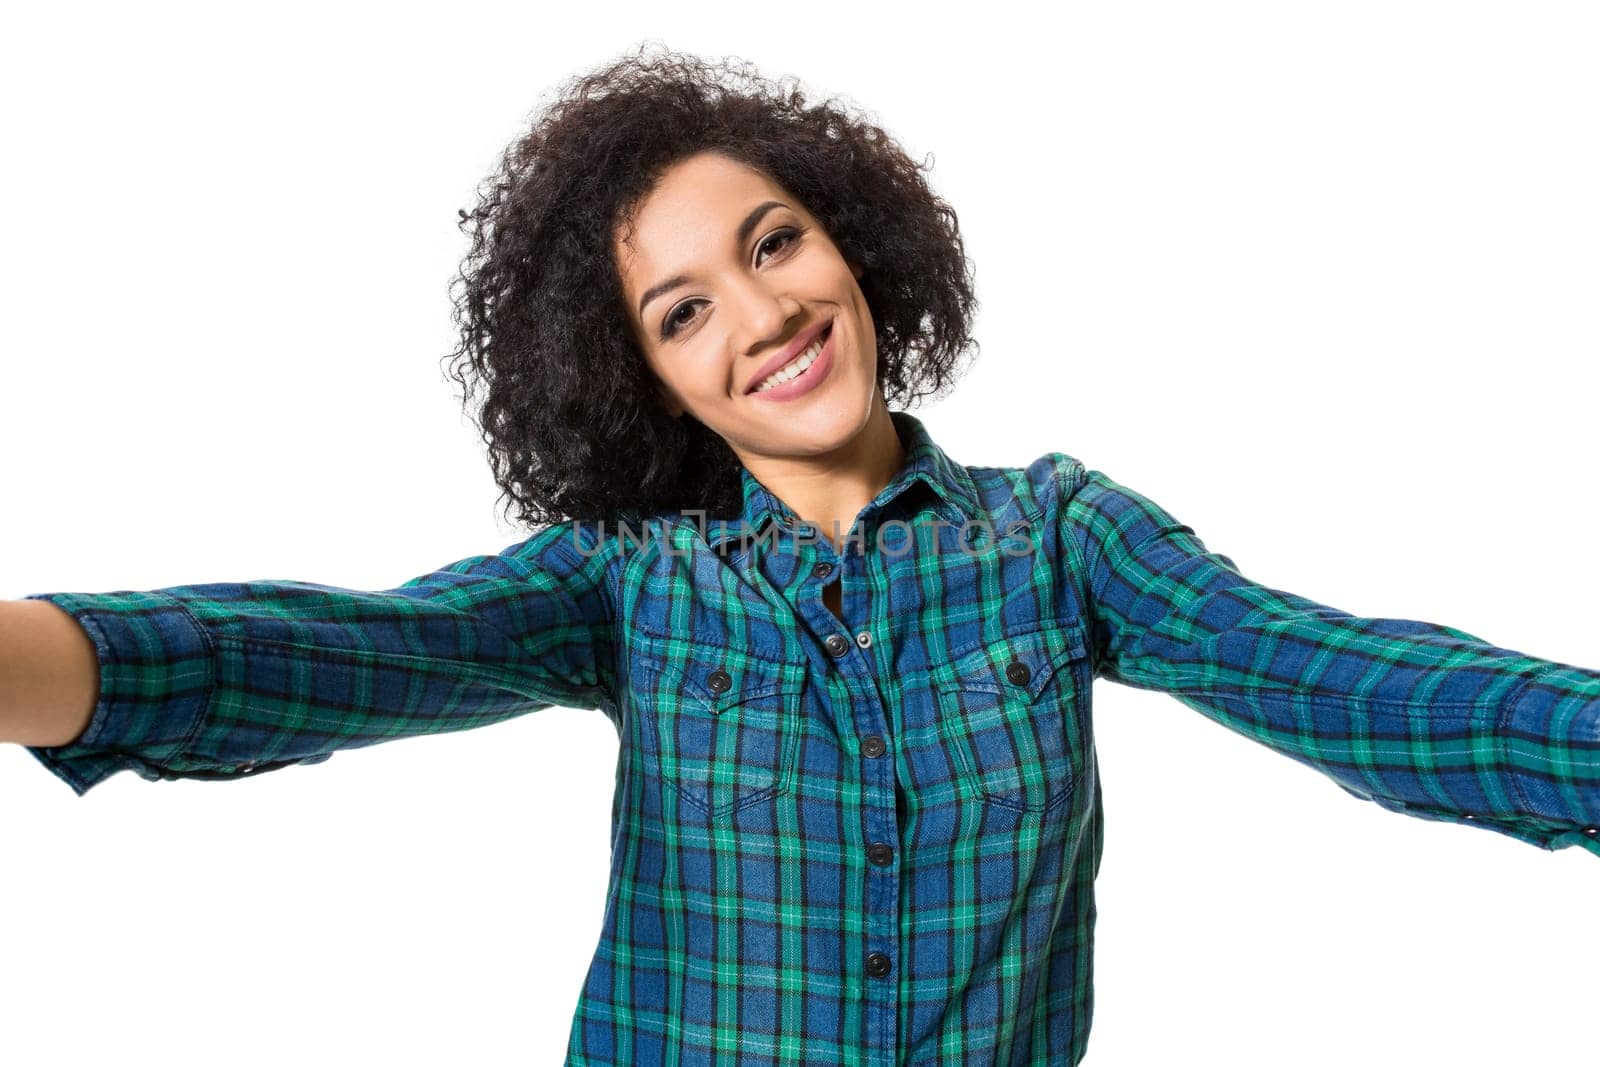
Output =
[{"x1": 755, "y1": 331, "x2": 828, "y2": 393}]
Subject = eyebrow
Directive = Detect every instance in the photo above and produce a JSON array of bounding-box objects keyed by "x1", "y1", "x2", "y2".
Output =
[{"x1": 636, "y1": 200, "x2": 789, "y2": 319}]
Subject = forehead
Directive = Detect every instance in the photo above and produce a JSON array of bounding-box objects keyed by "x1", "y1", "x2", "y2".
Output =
[{"x1": 616, "y1": 152, "x2": 797, "y2": 278}]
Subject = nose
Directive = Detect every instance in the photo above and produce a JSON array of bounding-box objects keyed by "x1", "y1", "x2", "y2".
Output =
[{"x1": 726, "y1": 273, "x2": 801, "y2": 356}]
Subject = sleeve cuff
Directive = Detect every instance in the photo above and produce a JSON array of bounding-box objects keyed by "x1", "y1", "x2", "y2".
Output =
[
  {"x1": 21, "y1": 591, "x2": 215, "y2": 796},
  {"x1": 1501, "y1": 661, "x2": 1600, "y2": 835}
]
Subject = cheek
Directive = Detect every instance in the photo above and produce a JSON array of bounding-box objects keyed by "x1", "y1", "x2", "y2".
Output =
[
  {"x1": 846, "y1": 296, "x2": 876, "y2": 366},
  {"x1": 651, "y1": 348, "x2": 730, "y2": 409}
]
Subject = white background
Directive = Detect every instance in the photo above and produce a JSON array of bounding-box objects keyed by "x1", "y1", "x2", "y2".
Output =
[{"x1": 2, "y1": 3, "x2": 1595, "y2": 1064}]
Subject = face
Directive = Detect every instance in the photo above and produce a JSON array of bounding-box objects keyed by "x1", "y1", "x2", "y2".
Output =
[{"x1": 614, "y1": 150, "x2": 879, "y2": 467}]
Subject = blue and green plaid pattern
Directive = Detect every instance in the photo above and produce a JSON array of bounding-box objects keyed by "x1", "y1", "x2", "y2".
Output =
[{"x1": 25, "y1": 410, "x2": 1600, "y2": 1065}]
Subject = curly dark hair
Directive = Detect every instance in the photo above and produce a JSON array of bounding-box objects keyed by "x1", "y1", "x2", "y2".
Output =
[{"x1": 443, "y1": 40, "x2": 979, "y2": 530}]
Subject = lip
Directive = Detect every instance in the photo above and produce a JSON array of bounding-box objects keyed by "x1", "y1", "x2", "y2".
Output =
[
  {"x1": 744, "y1": 319, "x2": 833, "y2": 395},
  {"x1": 748, "y1": 323, "x2": 834, "y2": 402}
]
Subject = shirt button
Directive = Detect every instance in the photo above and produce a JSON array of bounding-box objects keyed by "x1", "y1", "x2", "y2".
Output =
[
  {"x1": 867, "y1": 842, "x2": 894, "y2": 867},
  {"x1": 812, "y1": 561, "x2": 834, "y2": 580},
  {"x1": 865, "y1": 952, "x2": 892, "y2": 979},
  {"x1": 707, "y1": 669, "x2": 732, "y2": 693},
  {"x1": 1005, "y1": 660, "x2": 1031, "y2": 686},
  {"x1": 855, "y1": 630, "x2": 872, "y2": 649},
  {"x1": 861, "y1": 735, "x2": 886, "y2": 758},
  {"x1": 824, "y1": 633, "x2": 851, "y2": 657}
]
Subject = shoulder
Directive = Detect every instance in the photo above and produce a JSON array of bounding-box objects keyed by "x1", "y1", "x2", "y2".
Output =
[
  {"x1": 499, "y1": 513, "x2": 671, "y2": 574},
  {"x1": 966, "y1": 450, "x2": 1089, "y2": 525}
]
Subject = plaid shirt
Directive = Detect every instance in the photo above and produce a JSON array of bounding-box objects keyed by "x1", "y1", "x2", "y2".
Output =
[{"x1": 24, "y1": 410, "x2": 1600, "y2": 1065}]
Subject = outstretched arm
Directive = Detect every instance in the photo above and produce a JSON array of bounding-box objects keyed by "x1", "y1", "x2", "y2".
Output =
[
  {"x1": 3, "y1": 520, "x2": 619, "y2": 795},
  {"x1": 1052, "y1": 456, "x2": 1600, "y2": 857}
]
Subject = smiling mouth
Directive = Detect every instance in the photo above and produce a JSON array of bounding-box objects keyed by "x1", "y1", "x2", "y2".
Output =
[{"x1": 750, "y1": 322, "x2": 833, "y2": 394}]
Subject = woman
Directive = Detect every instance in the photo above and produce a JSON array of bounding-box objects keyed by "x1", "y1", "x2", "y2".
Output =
[{"x1": 2, "y1": 42, "x2": 1596, "y2": 1066}]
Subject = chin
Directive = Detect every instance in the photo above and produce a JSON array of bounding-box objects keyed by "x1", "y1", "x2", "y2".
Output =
[{"x1": 780, "y1": 399, "x2": 874, "y2": 453}]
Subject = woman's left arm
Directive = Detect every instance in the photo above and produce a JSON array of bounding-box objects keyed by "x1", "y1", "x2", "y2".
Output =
[{"x1": 1051, "y1": 456, "x2": 1600, "y2": 857}]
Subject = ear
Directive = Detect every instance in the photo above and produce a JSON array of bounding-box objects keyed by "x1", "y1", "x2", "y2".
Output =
[
  {"x1": 849, "y1": 259, "x2": 865, "y2": 281},
  {"x1": 656, "y1": 383, "x2": 685, "y2": 419}
]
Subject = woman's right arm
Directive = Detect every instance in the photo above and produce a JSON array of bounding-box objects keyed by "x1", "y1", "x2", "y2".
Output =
[
  {"x1": 0, "y1": 599, "x2": 100, "y2": 748},
  {"x1": 1, "y1": 519, "x2": 622, "y2": 796}
]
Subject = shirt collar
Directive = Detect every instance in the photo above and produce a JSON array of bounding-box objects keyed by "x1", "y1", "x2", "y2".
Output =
[{"x1": 702, "y1": 410, "x2": 980, "y2": 550}]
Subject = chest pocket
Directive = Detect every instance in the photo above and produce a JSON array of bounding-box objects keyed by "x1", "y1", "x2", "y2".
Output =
[
  {"x1": 629, "y1": 636, "x2": 807, "y2": 821},
  {"x1": 933, "y1": 618, "x2": 1092, "y2": 814}
]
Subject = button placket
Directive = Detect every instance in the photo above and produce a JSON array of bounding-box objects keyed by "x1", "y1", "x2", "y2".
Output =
[{"x1": 789, "y1": 509, "x2": 902, "y2": 996}]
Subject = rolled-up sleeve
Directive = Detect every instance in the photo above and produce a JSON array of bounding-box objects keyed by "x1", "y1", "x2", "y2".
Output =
[
  {"x1": 22, "y1": 520, "x2": 619, "y2": 796},
  {"x1": 1053, "y1": 457, "x2": 1600, "y2": 858}
]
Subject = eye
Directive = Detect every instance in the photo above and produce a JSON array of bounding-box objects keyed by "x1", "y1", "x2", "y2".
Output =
[
  {"x1": 756, "y1": 226, "x2": 802, "y2": 263},
  {"x1": 660, "y1": 299, "x2": 704, "y2": 340}
]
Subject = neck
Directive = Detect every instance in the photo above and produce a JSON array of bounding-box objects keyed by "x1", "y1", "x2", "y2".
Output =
[{"x1": 738, "y1": 401, "x2": 906, "y2": 552}]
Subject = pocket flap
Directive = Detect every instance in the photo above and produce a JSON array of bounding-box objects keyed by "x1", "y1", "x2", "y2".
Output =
[
  {"x1": 934, "y1": 618, "x2": 1090, "y2": 702},
  {"x1": 632, "y1": 636, "x2": 807, "y2": 715}
]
